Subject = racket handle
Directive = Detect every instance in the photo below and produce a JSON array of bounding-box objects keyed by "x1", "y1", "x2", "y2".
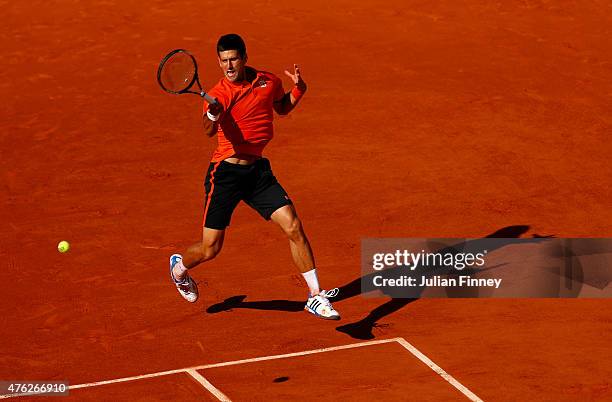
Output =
[{"x1": 201, "y1": 92, "x2": 218, "y2": 105}]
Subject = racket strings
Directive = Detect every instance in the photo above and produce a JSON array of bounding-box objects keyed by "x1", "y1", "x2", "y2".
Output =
[{"x1": 159, "y1": 52, "x2": 197, "y2": 93}]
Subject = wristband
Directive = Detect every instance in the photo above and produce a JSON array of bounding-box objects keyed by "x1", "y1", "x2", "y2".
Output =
[
  {"x1": 291, "y1": 86, "x2": 306, "y2": 102},
  {"x1": 207, "y1": 110, "x2": 220, "y2": 122}
]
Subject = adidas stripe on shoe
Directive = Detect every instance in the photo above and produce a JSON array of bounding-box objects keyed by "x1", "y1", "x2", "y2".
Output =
[{"x1": 305, "y1": 288, "x2": 340, "y2": 320}]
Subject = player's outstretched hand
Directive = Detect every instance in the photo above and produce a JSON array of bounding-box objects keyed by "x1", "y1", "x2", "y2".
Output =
[{"x1": 284, "y1": 64, "x2": 307, "y2": 92}]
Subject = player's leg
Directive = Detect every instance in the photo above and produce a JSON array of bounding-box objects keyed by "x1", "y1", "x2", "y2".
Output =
[
  {"x1": 169, "y1": 228, "x2": 225, "y2": 303},
  {"x1": 269, "y1": 205, "x2": 326, "y2": 295},
  {"x1": 270, "y1": 205, "x2": 315, "y2": 276},
  {"x1": 173, "y1": 228, "x2": 225, "y2": 279},
  {"x1": 244, "y1": 158, "x2": 340, "y2": 320},
  {"x1": 270, "y1": 205, "x2": 340, "y2": 320},
  {"x1": 169, "y1": 161, "x2": 241, "y2": 303}
]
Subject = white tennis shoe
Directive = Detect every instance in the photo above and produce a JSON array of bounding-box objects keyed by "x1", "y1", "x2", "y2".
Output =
[
  {"x1": 305, "y1": 288, "x2": 340, "y2": 320},
  {"x1": 169, "y1": 254, "x2": 199, "y2": 303}
]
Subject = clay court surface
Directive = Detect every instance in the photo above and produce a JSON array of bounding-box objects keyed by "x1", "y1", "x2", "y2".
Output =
[{"x1": 1, "y1": 0, "x2": 611, "y2": 400}]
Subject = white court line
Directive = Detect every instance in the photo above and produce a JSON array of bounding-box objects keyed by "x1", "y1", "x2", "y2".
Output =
[
  {"x1": 0, "y1": 338, "x2": 396, "y2": 399},
  {"x1": 0, "y1": 337, "x2": 483, "y2": 401},
  {"x1": 395, "y1": 338, "x2": 484, "y2": 402},
  {"x1": 191, "y1": 337, "x2": 399, "y2": 370},
  {"x1": 186, "y1": 370, "x2": 231, "y2": 402}
]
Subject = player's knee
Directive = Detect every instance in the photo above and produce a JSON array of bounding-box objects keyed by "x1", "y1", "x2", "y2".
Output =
[
  {"x1": 201, "y1": 236, "x2": 223, "y2": 261},
  {"x1": 201, "y1": 245, "x2": 221, "y2": 261},
  {"x1": 284, "y1": 217, "x2": 304, "y2": 242}
]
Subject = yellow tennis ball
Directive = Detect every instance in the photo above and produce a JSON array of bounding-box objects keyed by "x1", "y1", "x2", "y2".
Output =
[{"x1": 57, "y1": 240, "x2": 70, "y2": 253}]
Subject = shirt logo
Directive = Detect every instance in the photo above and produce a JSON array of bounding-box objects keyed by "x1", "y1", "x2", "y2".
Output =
[{"x1": 257, "y1": 78, "x2": 267, "y2": 88}]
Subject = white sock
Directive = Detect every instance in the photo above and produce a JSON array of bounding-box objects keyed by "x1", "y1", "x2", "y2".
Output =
[
  {"x1": 173, "y1": 259, "x2": 189, "y2": 280},
  {"x1": 302, "y1": 268, "x2": 320, "y2": 297}
]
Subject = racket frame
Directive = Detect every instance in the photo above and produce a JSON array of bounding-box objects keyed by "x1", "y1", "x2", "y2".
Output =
[{"x1": 157, "y1": 49, "x2": 217, "y2": 104}]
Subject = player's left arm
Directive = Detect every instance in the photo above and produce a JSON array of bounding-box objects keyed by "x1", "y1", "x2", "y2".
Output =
[{"x1": 273, "y1": 64, "x2": 307, "y2": 115}]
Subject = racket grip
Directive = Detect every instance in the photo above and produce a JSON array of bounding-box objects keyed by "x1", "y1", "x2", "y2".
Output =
[{"x1": 201, "y1": 92, "x2": 218, "y2": 105}]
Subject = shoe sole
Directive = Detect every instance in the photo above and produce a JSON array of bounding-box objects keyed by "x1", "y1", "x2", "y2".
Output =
[
  {"x1": 177, "y1": 277, "x2": 199, "y2": 303},
  {"x1": 305, "y1": 307, "x2": 341, "y2": 321}
]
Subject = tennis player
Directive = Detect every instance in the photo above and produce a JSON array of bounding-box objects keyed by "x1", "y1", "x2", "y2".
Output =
[{"x1": 168, "y1": 34, "x2": 340, "y2": 320}]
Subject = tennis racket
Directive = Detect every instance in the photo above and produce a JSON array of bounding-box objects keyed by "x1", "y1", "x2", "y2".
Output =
[{"x1": 157, "y1": 49, "x2": 218, "y2": 105}]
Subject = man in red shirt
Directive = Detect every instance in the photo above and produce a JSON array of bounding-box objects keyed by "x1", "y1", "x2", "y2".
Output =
[{"x1": 169, "y1": 34, "x2": 340, "y2": 320}]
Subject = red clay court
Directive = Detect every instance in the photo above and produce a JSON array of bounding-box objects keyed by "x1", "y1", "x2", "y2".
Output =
[{"x1": 1, "y1": 0, "x2": 611, "y2": 400}]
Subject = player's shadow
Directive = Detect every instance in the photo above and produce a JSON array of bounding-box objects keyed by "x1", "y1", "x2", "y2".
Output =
[
  {"x1": 206, "y1": 225, "x2": 552, "y2": 340},
  {"x1": 207, "y1": 296, "x2": 303, "y2": 313},
  {"x1": 335, "y1": 226, "x2": 553, "y2": 339}
]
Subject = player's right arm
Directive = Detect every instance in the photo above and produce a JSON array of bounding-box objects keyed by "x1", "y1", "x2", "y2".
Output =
[{"x1": 202, "y1": 100, "x2": 224, "y2": 137}]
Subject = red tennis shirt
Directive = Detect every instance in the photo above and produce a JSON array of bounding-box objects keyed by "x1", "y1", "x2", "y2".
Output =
[{"x1": 205, "y1": 67, "x2": 285, "y2": 162}]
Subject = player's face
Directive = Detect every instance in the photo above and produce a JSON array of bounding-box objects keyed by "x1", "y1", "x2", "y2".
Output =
[{"x1": 218, "y1": 50, "x2": 247, "y2": 82}]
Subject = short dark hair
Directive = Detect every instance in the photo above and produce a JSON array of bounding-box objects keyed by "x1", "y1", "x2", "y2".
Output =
[{"x1": 216, "y1": 34, "x2": 247, "y2": 58}]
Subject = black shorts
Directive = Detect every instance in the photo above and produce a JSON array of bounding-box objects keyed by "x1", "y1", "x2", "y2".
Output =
[{"x1": 203, "y1": 158, "x2": 292, "y2": 230}]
